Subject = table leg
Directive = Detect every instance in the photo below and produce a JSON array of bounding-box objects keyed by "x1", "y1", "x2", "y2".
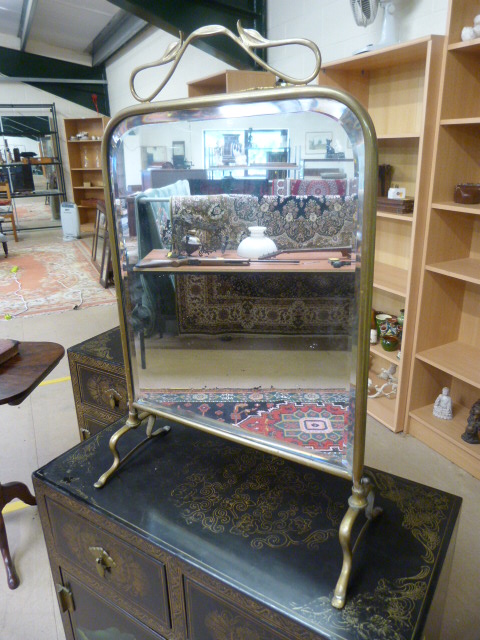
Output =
[{"x1": 0, "y1": 482, "x2": 36, "y2": 590}]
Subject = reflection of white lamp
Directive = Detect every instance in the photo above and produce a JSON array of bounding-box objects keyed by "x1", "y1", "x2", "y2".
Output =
[{"x1": 350, "y1": 0, "x2": 402, "y2": 55}]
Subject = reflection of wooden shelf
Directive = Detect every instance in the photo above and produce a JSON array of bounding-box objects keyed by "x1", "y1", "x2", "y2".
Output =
[
  {"x1": 426, "y1": 257, "x2": 480, "y2": 285},
  {"x1": 71, "y1": 168, "x2": 102, "y2": 172},
  {"x1": 373, "y1": 262, "x2": 408, "y2": 297},
  {"x1": 416, "y1": 341, "x2": 480, "y2": 389},
  {"x1": 409, "y1": 403, "x2": 480, "y2": 479}
]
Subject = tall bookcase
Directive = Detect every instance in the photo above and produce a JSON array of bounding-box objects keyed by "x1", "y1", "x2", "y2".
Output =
[
  {"x1": 318, "y1": 36, "x2": 444, "y2": 432},
  {"x1": 64, "y1": 116, "x2": 109, "y2": 231},
  {"x1": 406, "y1": 1, "x2": 480, "y2": 479}
]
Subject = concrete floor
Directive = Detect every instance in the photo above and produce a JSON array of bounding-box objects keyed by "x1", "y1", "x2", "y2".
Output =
[{"x1": 0, "y1": 230, "x2": 479, "y2": 639}]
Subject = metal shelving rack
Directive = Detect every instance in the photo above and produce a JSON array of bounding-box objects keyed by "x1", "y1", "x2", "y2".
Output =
[{"x1": 0, "y1": 103, "x2": 67, "y2": 227}]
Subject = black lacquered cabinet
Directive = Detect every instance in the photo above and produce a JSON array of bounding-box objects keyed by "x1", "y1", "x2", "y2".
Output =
[{"x1": 34, "y1": 419, "x2": 460, "y2": 640}]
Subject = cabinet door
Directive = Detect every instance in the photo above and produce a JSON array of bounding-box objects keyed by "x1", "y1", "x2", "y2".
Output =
[{"x1": 60, "y1": 571, "x2": 167, "y2": 640}]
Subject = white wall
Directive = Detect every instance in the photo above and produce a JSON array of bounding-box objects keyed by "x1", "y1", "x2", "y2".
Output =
[
  {"x1": 1, "y1": 80, "x2": 100, "y2": 200},
  {"x1": 267, "y1": 0, "x2": 449, "y2": 78},
  {"x1": 105, "y1": 2, "x2": 448, "y2": 187},
  {"x1": 105, "y1": 26, "x2": 236, "y2": 115}
]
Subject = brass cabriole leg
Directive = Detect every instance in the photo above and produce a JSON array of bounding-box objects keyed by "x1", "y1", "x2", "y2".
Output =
[
  {"x1": 94, "y1": 411, "x2": 171, "y2": 489},
  {"x1": 331, "y1": 477, "x2": 382, "y2": 609}
]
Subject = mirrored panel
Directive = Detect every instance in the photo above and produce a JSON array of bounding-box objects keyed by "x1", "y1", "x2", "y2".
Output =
[{"x1": 106, "y1": 92, "x2": 369, "y2": 476}]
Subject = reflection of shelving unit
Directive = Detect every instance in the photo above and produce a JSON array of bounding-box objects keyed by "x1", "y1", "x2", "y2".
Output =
[
  {"x1": 0, "y1": 103, "x2": 67, "y2": 227},
  {"x1": 319, "y1": 35, "x2": 444, "y2": 432},
  {"x1": 64, "y1": 116, "x2": 109, "y2": 232},
  {"x1": 406, "y1": 0, "x2": 480, "y2": 479}
]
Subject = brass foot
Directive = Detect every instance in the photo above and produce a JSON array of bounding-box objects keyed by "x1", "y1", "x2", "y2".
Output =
[
  {"x1": 332, "y1": 477, "x2": 382, "y2": 609},
  {"x1": 94, "y1": 413, "x2": 170, "y2": 489}
]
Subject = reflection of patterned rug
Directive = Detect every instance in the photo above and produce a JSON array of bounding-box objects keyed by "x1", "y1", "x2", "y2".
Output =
[
  {"x1": 170, "y1": 194, "x2": 356, "y2": 335},
  {"x1": 0, "y1": 237, "x2": 115, "y2": 319},
  {"x1": 143, "y1": 389, "x2": 351, "y2": 454},
  {"x1": 176, "y1": 271, "x2": 353, "y2": 336}
]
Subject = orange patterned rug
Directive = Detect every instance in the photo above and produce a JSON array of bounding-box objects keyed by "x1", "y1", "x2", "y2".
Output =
[
  {"x1": 0, "y1": 236, "x2": 116, "y2": 319},
  {"x1": 14, "y1": 200, "x2": 55, "y2": 225}
]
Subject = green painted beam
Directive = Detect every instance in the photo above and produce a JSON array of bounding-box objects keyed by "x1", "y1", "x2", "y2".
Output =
[
  {"x1": 107, "y1": 0, "x2": 267, "y2": 68},
  {"x1": 0, "y1": 47, "x2": 110, "y2": 115}
]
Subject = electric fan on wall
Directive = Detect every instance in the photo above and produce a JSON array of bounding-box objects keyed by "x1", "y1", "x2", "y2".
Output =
[{"x1": 350, "y1": 0, "x2": 400, "y2": 53}]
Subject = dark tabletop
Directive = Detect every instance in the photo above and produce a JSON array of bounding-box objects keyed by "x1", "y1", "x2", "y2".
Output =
[{"x1": 0, "y1": 341, "x2": 65, "y2": 405}]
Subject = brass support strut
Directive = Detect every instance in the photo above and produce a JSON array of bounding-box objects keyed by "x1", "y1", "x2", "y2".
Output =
[
  {"x1": 332, "y1": 476, "x2": 382, "y2": 609},
  {"x1": 94, "y1": 411, "x2": 170, "y2": 488}
]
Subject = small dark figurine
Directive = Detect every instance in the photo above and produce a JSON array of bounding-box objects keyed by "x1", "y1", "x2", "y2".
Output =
[
  {"x1": 325, "y1": 139, "x2": 345, "y2": 160},
  {"x1": 461, "y1": 399, "x2": 480, "y2": 444},
  {"x1": 325, "y1": 139, "x2": 335, "y2": 157}
]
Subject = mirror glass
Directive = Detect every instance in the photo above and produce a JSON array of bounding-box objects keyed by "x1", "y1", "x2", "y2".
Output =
[{"x1": 107, "y1": 94, "x2": 365, "y2": 474}]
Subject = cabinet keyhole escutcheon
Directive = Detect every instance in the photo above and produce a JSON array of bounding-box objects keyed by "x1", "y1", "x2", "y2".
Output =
[{"x1": 88, "y1": 546, "x2": 116, "y2": 577}]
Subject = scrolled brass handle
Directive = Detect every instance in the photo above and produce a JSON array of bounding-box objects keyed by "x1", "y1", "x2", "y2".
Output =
[
  {"x1": 88, "y1": 546, "x2": 116, "y2": 578},
  {"x1": 129, "y1": 21, "x2": 322, "y2": 103}
]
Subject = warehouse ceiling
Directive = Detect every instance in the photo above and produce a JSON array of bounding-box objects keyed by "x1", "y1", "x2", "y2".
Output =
[
  {"x1": 0, "y1": 0, "x2": 266, "y2": 114},
  {"x1": 0, "y1": 0, "x2": 266, "y2": 66}
]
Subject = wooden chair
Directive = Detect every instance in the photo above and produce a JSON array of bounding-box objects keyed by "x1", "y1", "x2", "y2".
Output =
[{"x1": 0, "y1": 181, "x2": 18, "y2": 242}]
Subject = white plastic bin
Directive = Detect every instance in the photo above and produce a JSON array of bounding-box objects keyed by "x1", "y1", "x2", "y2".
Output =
[{"x1": 60, "y1": 202, "x2": 80, "y2": 241}]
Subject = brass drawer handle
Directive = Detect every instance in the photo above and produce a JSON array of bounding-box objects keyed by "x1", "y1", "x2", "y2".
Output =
[
  {"x1": 107, "y1": 388, "x2": 122, "y2": 409},
  {"x1": 88, "y1": 546, "x2": 116, "y2": 578}
]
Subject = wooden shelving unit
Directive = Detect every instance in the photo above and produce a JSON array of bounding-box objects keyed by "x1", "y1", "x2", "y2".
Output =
[
  {"x1": 406, "y1": 0, "x2": 480, "y2": 479},
  {"x1": 187, "y1": 70, "x2": 275, "y2": 97},
  {"x1": 64, "y1": 116, "x2": 109, "y2": 231},
  {"x1": 318, "y1": 35, "x2": 444, "y2": 432}
]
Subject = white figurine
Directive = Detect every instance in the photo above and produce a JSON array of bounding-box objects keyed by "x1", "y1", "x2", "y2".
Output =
[
  {"x1": 461, "y1": 26, "x2": 476, "y2": 41},
  {"x1": 379, "y1": 364, "x2": 397, "y2": 382},
  {"x1": 433, "y1": 387, "x2": 453, "y2": 420}
]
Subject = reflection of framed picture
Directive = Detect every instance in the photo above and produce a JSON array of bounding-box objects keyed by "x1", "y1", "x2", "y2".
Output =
[
  {"x1": 172, "y1": 141, "x2": 185, "y2": 157},
  {"x1": 305, "y1": 131, "x2": 332, "y2": 154}
]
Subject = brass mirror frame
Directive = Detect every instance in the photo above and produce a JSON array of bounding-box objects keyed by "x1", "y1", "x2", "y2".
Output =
[{"x1": 95, "y1": 23, "x2": 378, "y2": 609}]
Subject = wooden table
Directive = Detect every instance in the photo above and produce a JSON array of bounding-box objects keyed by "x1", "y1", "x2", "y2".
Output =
[{"x1": 0, "y1": 341, "x2": 64, "y2": 589}]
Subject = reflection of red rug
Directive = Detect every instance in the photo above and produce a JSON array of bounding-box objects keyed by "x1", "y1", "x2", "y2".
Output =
[
  {"x1": 142, "y1": 389, "x2": 351, "y2": 454},
  {"x1": 0, "y1": 237, "x2": 115, "y2": 319}
]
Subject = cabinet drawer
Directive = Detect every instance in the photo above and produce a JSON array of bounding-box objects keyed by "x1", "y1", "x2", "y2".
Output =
[
  {"x1": 77, "y1": 364, "x2": 127, "y2": 416},
  {"x1": 61, "y1": 570, "x2": 167, "y2": 640},
  {"x1": 47, "y1": 498, "x2": 170, "y2": 632},
  {"x1": 80, "y1": 414, "x2": 113, "y2": 440},
  {"x1": 185, "y1": 579, "x2": 291, "y2": 640}
]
